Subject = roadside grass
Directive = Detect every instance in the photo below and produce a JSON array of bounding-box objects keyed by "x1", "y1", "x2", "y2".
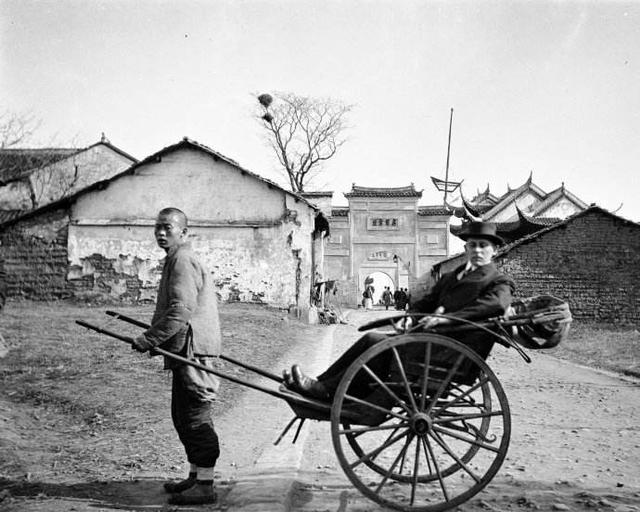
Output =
[
  {"x1": 0, "y1": 300, "x2": 325, "y2": 480},
  {"x1": 0, "y1": 301, "x2": 322, "y2": 424},
  {"x1": 547, "y1": 321, "x2": 640, "y2": 378}
]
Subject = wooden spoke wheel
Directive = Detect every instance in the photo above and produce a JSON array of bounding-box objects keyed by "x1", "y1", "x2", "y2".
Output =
[{"x1": 330, "y1": 334, "x2": 511, "y2": 512}]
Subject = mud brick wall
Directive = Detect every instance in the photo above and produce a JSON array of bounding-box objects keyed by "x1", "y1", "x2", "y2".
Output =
[
  {"x1": 495, "y1": 211, "x2": 640, "y2": 324},
  {"x1": 0, "y1": 208, "x2": 72, "y2": 300}
]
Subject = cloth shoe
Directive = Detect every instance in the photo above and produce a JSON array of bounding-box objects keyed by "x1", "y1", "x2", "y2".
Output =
[
  {"x1": 291, "y1": 364, "x2": 328, "y2": 400},
  {"x1": 168, "y1": 481, "x2": 217, "y2": 505},
  {"x1": 163, "y1": 472, "x2": 196, "y2": 493}
]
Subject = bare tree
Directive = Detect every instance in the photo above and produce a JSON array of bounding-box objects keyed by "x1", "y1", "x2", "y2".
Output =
[
  {"x1": 256, "y1": 92, "x2": 352, "y2": 193},
  {"x1": 0, "y1": 109, "x2": 41, "y2": 149},
  {"x1": 0, "y1": 108, "x2": 80, "y2": 210}
]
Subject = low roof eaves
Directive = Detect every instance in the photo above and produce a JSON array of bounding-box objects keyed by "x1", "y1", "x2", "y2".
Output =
[{"x1": 0, "y1": 137, "x2": 316, "y2": 230}]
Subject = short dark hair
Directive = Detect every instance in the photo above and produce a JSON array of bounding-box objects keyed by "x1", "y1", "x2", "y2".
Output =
[{"x1": 157, "y1": 207, "x2": 188, "y2": 228}]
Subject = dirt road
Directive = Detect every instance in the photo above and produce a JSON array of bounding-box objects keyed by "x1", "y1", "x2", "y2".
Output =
[
  {"x1": 293, "y1": 309, "x2": 640, "y2": 512},
  {"x1": 1, "y1": 307, "x2": 639, "y2": 512}
]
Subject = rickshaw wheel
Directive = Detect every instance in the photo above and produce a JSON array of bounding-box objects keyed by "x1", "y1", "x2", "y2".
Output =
[
  {"x1": 330, "y1": 333, "x2": 511, "y2": 512},
  {"x1": 342, "y1": 375, "x2": 493, "y2": 483}
]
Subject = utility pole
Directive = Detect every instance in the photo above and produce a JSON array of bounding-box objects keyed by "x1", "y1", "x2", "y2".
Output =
[
  {"x1": 430, "y1": 108, "x2": 462, "y2": 205},
  {"x1": 444, "y1": 108, "x2": 454, "y2": 204}
]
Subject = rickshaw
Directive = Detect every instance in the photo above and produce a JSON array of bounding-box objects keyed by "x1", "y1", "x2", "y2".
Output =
[{"x1": 77, "y1": 294, "x2": 571, "y2": 512}]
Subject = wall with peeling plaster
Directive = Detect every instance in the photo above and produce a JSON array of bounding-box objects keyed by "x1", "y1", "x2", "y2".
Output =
[
  {"x1": 67, "y1": 145, "x2": 315, "y2": 306},
  {"x1": 0, "y1": 144, "x2": 316, "y2": 307}
]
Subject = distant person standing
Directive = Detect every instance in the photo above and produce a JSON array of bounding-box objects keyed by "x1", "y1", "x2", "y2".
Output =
[
  {"x1": 130, "y1": 207, "x2": 222, "y2": 505},
  {"x1": 362, "y1": 283, "x2": 374, "y2": 310},
  {"x1": 397, "y1": 288, "x2": 408, "y2": 310},
  {"x1": 382, "y1": 287, "x2": 392, "y2": 310},
  {"x1": 393, "y1": 288, "x2": 401, "y2": 310}
]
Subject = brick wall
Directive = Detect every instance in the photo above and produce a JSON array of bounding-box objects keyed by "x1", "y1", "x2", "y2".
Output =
[
  {"x1": 495, "y1": 211, "x2": 640, "y2": 324},
  {"x1": 0, "y1": 207, "x2": 72, "y2": 300},
  {"x1": 427, "y1": 210, "x2": 639, "y2": 324}
]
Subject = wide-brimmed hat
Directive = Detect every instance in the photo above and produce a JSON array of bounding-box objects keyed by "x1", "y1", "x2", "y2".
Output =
[{"x1": 458, "y1": 221, "x2": 504, "y2": 246}]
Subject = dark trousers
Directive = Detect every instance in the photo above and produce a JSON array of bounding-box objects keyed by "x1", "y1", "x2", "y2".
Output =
[
  {"x1": 317, "y1": 332, "x2": 389, "y2": 397},
  {"x1": 315, "y1": 330, "x2": 495, "y2": 396},
  {"x1": 171, "y1": 367, "x2": 220, "y2": 469}
]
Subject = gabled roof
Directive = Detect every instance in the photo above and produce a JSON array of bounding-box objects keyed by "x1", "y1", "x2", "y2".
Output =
[
  {"x1": 480, "y1": 173, "x2": 547, "y2": 220},
  {"x1": 86, "y1": 139, "x2": 138, "y2": 164},
  {"x1": 434, "y1": 205, "x2": 639, "y2": 273},
  {"x1": 0, "y1": 137, "x2": 315, "y2": 229},
  {"x1": 495, "y1": 205, "x2": 639, "y2": 258},
  {"x1": 461, "y1": 191, "x2": 493, "y2": 216},
  {"x1": 529, "y1": 183, "x2": 588, "y2": 217},
  {"x1": 0, "y1": 148, "x2": 80, "y2": 184},
  {"x1": 449, "y1": 204, "x2": 559, "y2": 244},
  {"x1": 136, "y1": 138, "x2": 315, "y2": 208},
  {"x1": 0, "y1": 139, "x2": 137, "y2": 185},
  {"x1": 468, "y1": 184, "x2": 499, "y2": 211},
  {"x1": 344, "y1": 184, "x2": 423, "y2": 198},
  {"x1": 516, "y1": 204, "x2": 560, "y2": 226}
]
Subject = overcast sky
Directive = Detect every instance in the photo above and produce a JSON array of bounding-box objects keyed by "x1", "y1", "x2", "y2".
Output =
[{"x1": 2, "y1": 0, "x2": 639, "y2": 220}]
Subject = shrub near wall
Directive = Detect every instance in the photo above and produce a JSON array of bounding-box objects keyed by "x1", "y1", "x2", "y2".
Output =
[
  {"x1": 0, "y1": 208, "x2": 72, "y2": 300},
  {"x1": 496, "y1": 210, "x2": 640, "y2": 325}
]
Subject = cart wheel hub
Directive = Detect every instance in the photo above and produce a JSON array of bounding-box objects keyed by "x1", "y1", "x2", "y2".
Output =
[{"x1": 410, "y1": 412, "x2": 432, "y2": 435}]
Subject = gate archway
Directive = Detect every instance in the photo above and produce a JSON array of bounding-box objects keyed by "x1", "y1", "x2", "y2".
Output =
[{"x1": 363, "y1": 271, "x2": 395, "y2": 305}]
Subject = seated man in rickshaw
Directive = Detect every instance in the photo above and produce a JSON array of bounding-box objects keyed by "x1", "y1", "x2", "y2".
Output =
[{"x1": 284, "y1": 221, "x2": 515, "y2": 400}]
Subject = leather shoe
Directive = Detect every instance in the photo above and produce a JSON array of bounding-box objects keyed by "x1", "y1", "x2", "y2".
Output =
[
  {"x1": 291, "y1": 364, "x2": 328, "y2": 399},
  {"x1": 282, "y1": 368, "x2": 294, "y2": 387}
]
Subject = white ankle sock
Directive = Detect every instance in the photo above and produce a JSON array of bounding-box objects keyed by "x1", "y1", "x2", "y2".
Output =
[{"x1": 197, "y1": 466, "x2": 214, "y2": 481}]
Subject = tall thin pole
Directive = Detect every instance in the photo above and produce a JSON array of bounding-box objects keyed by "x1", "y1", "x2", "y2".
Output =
[{"x1": 444, "y1": 107, "x2": 454, "y2": 205}]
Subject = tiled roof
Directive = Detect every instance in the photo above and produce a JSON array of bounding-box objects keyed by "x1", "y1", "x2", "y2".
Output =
[
  {"x1": 469, "y1": 184, "x2": 499, "y2": 207},
  {"x1": 418, "y1": 205, "x2": 452, "y2": 216},
  {"x1": 518, "y1": 206, "x2": 560, "y2": 226},
  {"x1": 0, "y1": 137, "x2": 317, "y2": 229},
  {"x1": 159, "y1": 138, "x2": 316, "y2": 209},
  {"x1": 0, "y1": 148, "x2": 80, "y2": 184},
  {"x1": 461, "y1": 193, "x2": 494, "y2": 216},
  {"x1": 435, "y1": 205, "x2": 635, "y2": 272},
  {"x1": 530, "y1": 184, "x2": 588, "y2": 217},
  {"x1": 480, "y1": 176, "x2": 546, "y2": 221},
  {"x1": 494, "y1": 205, "x2": 639, "y2": 258},
  {"x1": 344, "y1": 184, "x2": 423, "y2": 198},
  {"x1": 449, "y1": 206, "x2": 561, "y2": 243},
  {"x1": 0, "y1": 141, "x2": 137, "y2": 185}
]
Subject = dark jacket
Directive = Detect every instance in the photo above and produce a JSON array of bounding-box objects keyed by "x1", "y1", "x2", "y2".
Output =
[
  {"x1": 143, "y1": 243, "x2": 222, "y2": 367},
  {"x1": 409, "y1": 262, "x2": 515, "y2": 375},
  {"x1": 410, "y1": 263, "x2": 514, "y2": 321}
]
